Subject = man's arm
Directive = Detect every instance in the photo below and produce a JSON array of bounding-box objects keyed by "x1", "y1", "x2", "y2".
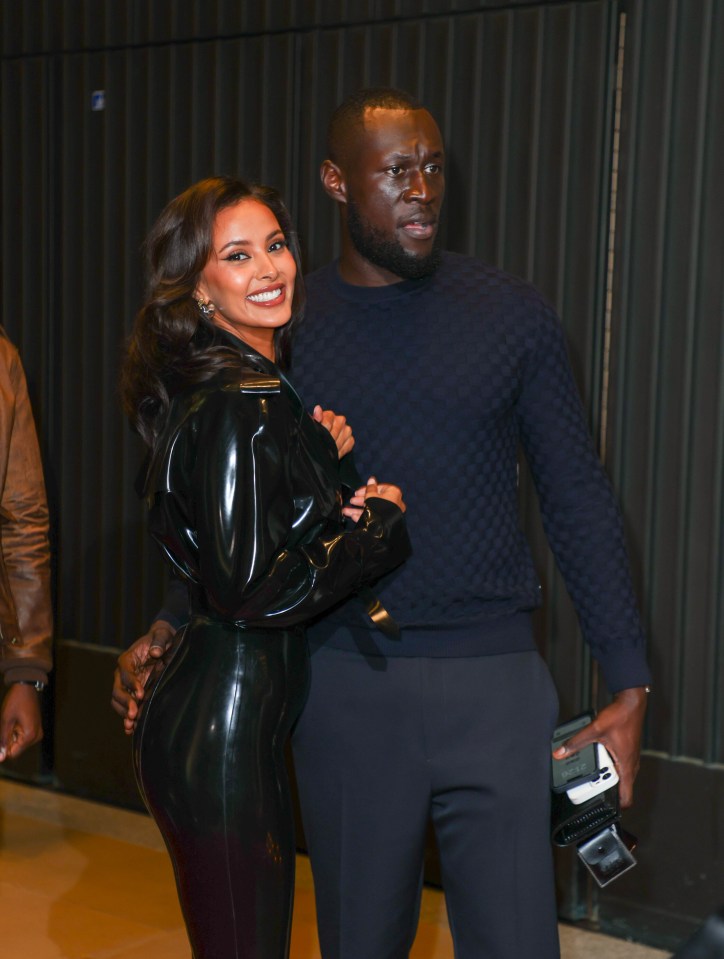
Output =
[{"x1": 516, "y1": 305, "x2": 651, "y2": 804}]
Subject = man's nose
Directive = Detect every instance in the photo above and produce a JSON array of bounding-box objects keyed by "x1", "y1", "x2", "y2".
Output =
[{"x1": 403, "y1": 169, "x2": 433, "y2": 202}]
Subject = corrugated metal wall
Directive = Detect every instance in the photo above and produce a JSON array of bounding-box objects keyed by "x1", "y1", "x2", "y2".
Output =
[
  {"x1": 609, "y1": 0, "x2": 724, "y2": 764},
  {"x1": 596, "y1": 0, "x2": 724, "y2": 943}
]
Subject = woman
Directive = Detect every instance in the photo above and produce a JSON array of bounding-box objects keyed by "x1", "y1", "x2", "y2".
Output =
[{"x1": 119, "y1": 176, "x2": 410, "y2": 959}]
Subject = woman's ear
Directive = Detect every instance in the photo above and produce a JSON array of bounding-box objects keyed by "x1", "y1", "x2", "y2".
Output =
[{"x1": 320, "y1": 160, "x2": 347, "y2": 205}]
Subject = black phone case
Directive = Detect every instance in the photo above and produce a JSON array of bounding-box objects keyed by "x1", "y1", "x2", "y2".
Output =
[{"x1": 551, "y1": 712, "x2": 599, "y2": 793}]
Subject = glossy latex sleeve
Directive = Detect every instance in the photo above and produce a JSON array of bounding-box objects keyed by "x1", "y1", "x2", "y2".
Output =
[{"x1": 149, "y1": 385, "x2": 410, "y2": 628}]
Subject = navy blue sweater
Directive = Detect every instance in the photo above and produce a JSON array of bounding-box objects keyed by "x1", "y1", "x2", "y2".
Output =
[{"x1": 287, "y1": 253, "x2": 650, "y2": 693}]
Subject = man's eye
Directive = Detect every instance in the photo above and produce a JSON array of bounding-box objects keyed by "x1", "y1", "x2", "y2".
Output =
[
  {"x1": 388, "y1": 166, "x2": 404, "y2": 176},
  {"x1": 425, "y1": 164, "x2": 442, "y2": 175}
]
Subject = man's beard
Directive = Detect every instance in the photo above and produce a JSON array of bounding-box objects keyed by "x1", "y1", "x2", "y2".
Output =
[{"x1": 346, "y1": 196, "x2": 441, "y2": 280}]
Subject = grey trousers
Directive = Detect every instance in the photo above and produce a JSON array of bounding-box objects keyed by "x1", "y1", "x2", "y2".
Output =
[{"x1": 292, "y1": 645, "x2": 561, "y2": 959}]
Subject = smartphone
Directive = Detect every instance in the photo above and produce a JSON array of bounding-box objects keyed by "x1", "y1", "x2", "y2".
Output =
[
  {"x1": 551, "y1": 712, "x2": 599, "y2": 794},
  {"x1": 566, "y1": 743, "x2": 619, "y2": 804}
]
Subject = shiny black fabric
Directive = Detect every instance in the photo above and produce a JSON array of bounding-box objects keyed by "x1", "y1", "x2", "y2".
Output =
[
  {"x1": 134, "y1": 618, "x2": 308, "y2": 959},
  {"x1": 133, "y1": 332, "x2": 410, "y2": 959}
]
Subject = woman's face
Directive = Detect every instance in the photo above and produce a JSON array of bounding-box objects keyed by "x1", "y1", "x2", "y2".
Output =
[{"x1": 196, "y1": 198, "x2": 297, "y2": 359}]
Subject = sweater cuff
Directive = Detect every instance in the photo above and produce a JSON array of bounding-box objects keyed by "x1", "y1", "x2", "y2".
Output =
[
  {"x1": 597, "y1": 646, "x2": 652, "y2": 695},
  {"x1": 152, "y1": 609, "x2": 187, "y2": 633},
  {"x1": 3, "y1": 664, "x2": 49, "y2": 686}
]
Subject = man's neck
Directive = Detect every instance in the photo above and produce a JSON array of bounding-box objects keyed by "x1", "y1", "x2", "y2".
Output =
[{"x1": 336, "y1": 238, "x2": 405, "y2": 288}]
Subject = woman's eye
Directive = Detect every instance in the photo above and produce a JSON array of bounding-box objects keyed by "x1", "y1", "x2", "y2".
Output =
[
  {"x1": 269, "y1": 239, "x2": 287, "y2": 252},
  {"x1": 225, "y1": 250, "x2": 249, "y2": 262}
]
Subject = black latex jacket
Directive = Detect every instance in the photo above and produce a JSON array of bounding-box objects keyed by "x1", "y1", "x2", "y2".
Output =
[{"x1": 140, "y1": 332, "x2": 411, "y2": 629}]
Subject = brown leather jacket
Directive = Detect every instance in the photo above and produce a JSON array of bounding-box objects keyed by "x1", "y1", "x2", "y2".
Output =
[{"x1": 0, "y1": 329, "x2": 52, "y2": 685}]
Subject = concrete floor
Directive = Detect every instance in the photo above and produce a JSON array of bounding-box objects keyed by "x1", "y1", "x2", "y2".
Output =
[{"x1": 0, "y1": 779, "x2": 670, "y2": 959}]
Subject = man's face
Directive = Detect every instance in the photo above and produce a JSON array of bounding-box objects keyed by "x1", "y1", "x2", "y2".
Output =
[{"x1": 343, "y1": 107, "x2": 445, "y2": 280}]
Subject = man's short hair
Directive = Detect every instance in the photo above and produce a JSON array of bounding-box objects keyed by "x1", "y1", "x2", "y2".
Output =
[{"x1": 327, "y1": 87, "x2": 422, "y2": 165}]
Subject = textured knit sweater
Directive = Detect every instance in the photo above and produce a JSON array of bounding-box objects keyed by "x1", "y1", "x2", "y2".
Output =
[{"x1": 288, "y1": 253, "x2": 650, "y2": 693}]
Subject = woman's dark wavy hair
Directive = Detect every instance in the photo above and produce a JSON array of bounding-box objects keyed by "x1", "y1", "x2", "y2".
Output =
[{"x1": 120, "y1": 175, "x2": 305, "y2": 447}]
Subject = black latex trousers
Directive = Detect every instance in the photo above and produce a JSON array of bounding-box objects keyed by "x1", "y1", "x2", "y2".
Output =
[{"x1": 133, "y1": 615, "x2": 309, "y2": 959}]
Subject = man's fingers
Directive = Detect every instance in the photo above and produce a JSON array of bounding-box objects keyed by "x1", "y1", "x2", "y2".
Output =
[
  {"x1": 0, "y1": 719, "x2": 22, "y2": 761},
  {"x1": 551, "y1": 723, "x2": 598, "y2": 757},
  {"x1": 114, "y1": 667, "x2": 142, "y2": 702}
]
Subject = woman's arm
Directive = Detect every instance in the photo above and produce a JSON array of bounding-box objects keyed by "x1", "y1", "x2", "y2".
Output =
[{"x1": 159, "y1": 389, "x2": 411, "y2": 628}]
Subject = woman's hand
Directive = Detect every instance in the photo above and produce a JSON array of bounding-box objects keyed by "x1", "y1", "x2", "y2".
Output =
[
  {"x1": 313, "y1": 405, "x2": 355, "y2": 459},
  {"x1": 343, "y1": 476, "x2": 406, "y2": 522}
]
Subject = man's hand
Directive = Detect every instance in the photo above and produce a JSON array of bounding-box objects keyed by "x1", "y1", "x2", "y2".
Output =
[
  {"x1": 111, "y1": 620, "x2": 177, "y2": 735},
  {"x1": 313, "y1": 406, "x2": 355, "y2": 459},
  {"x1": 0, "y1": 683, "x2": 42, "y2": 761},
  {"x1": 552, "y1": 686, "x2": 648, "y2": 808}
]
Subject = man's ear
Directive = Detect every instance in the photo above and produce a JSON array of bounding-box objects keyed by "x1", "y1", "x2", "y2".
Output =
[{"x1": 320, "y1": 159, "x2": 347, "y2": 204}]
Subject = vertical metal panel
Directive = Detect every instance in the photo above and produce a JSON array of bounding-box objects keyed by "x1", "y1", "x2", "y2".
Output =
[{"x1": 609, "y1": 0, "x2": 724, "y2": 764}]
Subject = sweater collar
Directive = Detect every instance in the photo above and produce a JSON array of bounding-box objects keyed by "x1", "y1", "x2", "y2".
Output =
[{"x1": 323, "y1": 258, "x2": 439, "y2": 303}]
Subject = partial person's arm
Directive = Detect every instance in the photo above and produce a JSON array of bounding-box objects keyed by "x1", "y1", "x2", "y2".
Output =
[
  {"x1": 0, "y1": 683, "x2": 42, "y2": 761},
  {"x1": 0, "y1": 340, "x2": 52, "y2": 760}
]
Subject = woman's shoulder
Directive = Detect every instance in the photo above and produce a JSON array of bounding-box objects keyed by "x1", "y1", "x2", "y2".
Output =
[
  {"x1": 142, "y1": 367, "x2": 285, "y2": 498},
  {"x1": 175, "y1": 365, "x2": 282, "y2": 415}
]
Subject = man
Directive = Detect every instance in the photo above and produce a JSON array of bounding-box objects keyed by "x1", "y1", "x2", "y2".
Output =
[
  {"x1": 0, "y1": 327, "x2": 53, "y2": 762},
  {"x1": 114, "y1": 89, "x2": 650, "y2": 958}
]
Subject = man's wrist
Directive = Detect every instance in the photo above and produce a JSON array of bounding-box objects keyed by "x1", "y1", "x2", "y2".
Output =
[
  {"x1": 11, "y1": 679, "x2": 45, "y2": 692},
  {"x1": 612, "y1": 686, "x2": 650, "y2": 712}
]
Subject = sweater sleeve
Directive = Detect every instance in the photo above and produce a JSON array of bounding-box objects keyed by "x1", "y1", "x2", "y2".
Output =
[
  {"x1": 151, "y1": 389, "x2": 411, "y2": 629},
  {"x1": 515, "y1": 304, "x2": 650, "y2": 693}
]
